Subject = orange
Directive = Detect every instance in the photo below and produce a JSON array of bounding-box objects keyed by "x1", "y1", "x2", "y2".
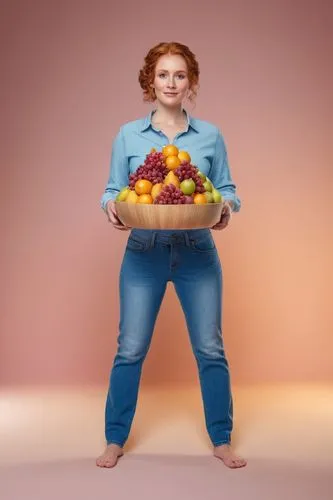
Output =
[
  {"x1": 165, "y1": 155, "x2": 181, "y2": 170},
  {"x1": 178, "y1": 150, "x2": 191, "y2": 163},
  {"x1": 193, "y1": 193, "x2": 208, "y2": 205},
  {"x1": 151, "y1": 183, "x2": 163, "y2": 200},
  {"x1": 162, "y1": 144, "x2": 179, "y2": 157},
  {"x1": 135, "y1": 179, "x2": 153, "y2": 195},
  {"x1": 137, "y1": 194, "x2": 153, "y2": 204}
]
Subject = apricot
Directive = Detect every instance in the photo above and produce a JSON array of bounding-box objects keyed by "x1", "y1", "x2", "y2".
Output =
[
  {"x1": 193, "y1": 193, "x2": 208, "y2": 205},
  {"x1": 137, "y1": 194, "x2": 153, "y2": 204},
  {"x1": 162, "y1": 144, "x2": 179, "y2": 157},
  {"x1": 135, "y1": 179, "x2": 153, "y2": 195}
]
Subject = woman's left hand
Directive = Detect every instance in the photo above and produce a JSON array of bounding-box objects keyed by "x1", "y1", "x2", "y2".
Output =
[{"x1": 211, "y1": 201, "x2": 233, "y2": 231}]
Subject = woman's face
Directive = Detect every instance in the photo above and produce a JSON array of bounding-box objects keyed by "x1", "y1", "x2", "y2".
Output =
[{"x1": 152, "y1": 54, "x2": 190, "y2": 107}]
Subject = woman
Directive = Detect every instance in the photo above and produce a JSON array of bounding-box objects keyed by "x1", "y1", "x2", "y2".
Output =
[{"x1": 97, "y1": 42, "x2": 247, "y2": 469}]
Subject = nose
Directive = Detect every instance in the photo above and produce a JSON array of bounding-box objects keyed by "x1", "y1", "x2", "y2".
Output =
[{"x1": 167, "y1": 77, "x2": 176, "y2": 88}]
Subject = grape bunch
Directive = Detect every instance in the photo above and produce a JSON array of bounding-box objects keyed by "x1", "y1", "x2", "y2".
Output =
[
  {"x1": 153, "y1": 184, "x2": 186, "y2": 205},
  {"x1": 174, "y1": 162, "x2": 205, "y2": 193},
  {"x1": 129, "y1": 151, "x2": 168, "y2": 190}
]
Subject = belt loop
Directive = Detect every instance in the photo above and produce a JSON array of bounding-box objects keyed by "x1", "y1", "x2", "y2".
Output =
[
  {"x1": 184, "y1": 231, "x2": 190, "y2": 247},
  {"x1": 150, "y1": 232, "x2": 156, "y2": 248}
]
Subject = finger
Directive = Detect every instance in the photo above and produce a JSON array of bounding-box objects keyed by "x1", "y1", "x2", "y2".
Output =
[
  {"x1": 111, "y1": 221, "x2": 130, "y2": 230},
  {"x1": 221, "y1": 213, "x2": 231, "y2": 223},
  {"x1": 108, "y1": 211, "x2": 123, "y2": 226},
  {"x1": 109, "y1": 207, "x2": 120, "y2": 219},
  {"x1": 106, "y1": 202, "x2": 119, "y2": 218},
  {"x1": 110, "y1": 218, "x2": 131, "y2": 230},
  {"x1": 212, "y1": 219, "x2": 229, "y2": 230},
  {"x1": 218, "y1": 215, "x2": 229, "y2": 225}
]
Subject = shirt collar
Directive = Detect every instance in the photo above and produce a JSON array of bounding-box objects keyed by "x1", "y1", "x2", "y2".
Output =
[{"x1": 140, "y1": 108, "x2": 199, "y2": 133}]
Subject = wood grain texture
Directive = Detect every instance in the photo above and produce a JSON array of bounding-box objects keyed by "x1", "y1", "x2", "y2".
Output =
[{"x1": 115, "y1": 202, "x2": 224, "y2": 229}]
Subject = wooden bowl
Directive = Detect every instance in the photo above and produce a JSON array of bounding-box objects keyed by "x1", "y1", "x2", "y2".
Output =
[{"x1": 115, "y1": 201, "x2": 224, "y2": 230}]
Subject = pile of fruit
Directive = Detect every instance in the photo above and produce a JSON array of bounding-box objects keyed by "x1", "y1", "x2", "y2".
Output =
[{"x1": 116, "y1": 145, "x2": 223, "y2": 205}]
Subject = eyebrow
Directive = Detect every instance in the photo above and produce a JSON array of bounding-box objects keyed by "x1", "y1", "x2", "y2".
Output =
[{"x1": 157, "y1": 69, "x2": 187, "y2": 73}]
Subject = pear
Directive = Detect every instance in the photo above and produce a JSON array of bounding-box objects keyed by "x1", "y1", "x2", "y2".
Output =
[
  {"x1": 204, "y1": 191, "x2": 214, "y2": 203},
  {"x1": 164, "y1": 170, "x2": 180, "y2": 188},
  {"x1": 126, "y1": 190, "x2": 139, "y2": 203},
  {"x1": 116, "y1": 187, "x2": 130, "y2": 202},
  {"x1": 151, "y1": 182, "x2": 163, "y2": 200},
  {"x1": 212, "y1": 188, "x2": 222, "y2": 203},
  {"x1": 198, "y1": 171, "x2": 206, "y2": 181},
  {"x1": 203, "y1": 180, "x2": 213, "y2": 192}
]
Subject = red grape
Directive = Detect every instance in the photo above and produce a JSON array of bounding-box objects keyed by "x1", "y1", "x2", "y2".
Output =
[
  {"x1": 174, "y1": 162, "x2": 205, "y2": 193},
  {"x1": 153, "y1": 184, "x2": 186, "y2": 205},
  {"x1": 129, "y1": 151, "x2": 168, "y2": 189}
]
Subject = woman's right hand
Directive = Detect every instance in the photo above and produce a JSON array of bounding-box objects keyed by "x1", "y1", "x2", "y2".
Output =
[{"x1": 105, "y1": 200, "x2": 130, "y2": 231}]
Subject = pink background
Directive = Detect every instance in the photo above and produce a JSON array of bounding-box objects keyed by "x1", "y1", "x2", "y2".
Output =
[{"x1": 1, "y1": 0, "x2": 332, "y2": 387}]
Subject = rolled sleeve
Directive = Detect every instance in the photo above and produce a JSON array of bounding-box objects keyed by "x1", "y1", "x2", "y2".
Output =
[
  {"x1": 100, "y1": 126, "x2": 129, "y2": 211},
  {"x1": 209, "y1": 129, "x2": 241, "y2": 212}
]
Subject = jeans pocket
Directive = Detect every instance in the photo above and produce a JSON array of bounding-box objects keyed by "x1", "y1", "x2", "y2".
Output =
[
  {"x1": 190, "y1": 233, "x2": 216, "y2": 252},
  {"x1": 126, "y1": 233, "x2": 153, "y2": 252}
]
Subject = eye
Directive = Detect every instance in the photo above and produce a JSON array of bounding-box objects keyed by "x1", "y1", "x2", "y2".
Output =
[
  {"x1": 177, "y1": 74, "x2": 186, "y2": 79},
  {"x1": 158, "y1": 73, "x2": 167, "y2": 78}
]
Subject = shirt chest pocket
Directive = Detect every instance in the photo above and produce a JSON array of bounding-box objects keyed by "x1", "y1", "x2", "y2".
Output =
[{"x1": 127, "y1": 150, "x2": 148, "y2": 173}]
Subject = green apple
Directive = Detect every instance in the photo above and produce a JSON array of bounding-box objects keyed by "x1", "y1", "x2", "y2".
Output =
[
  {"x1": 204, "y1": 191, "x2": 214, "y2": 203},
  {"x1": 116, "y1": 187, "x2": 130, "y2": 202},
  {"x1": 212, "y1": 188, "x2": 222, "y2": 203},
  {"x1": 180, "y1": 178, "x2": 196, "y2": 195},
  {"x1": 203, "y1": 180, "x2": 213, "y2": 192},
  {"x1": 198, "y1": 171, "x2": 206, "y2": 181}
]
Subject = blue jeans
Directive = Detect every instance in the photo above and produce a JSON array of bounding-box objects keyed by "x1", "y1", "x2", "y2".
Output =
[{"x1": 105, "y1": 228, "x2": 233, "y2": 447}]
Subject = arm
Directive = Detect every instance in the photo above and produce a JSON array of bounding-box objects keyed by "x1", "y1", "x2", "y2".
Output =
[
  {"x1": 100, "y1": 126, "x2": 130, "y2": 211},
  {"x1": 100, "y1": 126, "x2": 130, "y2": 230},
  {"x1": 209, "y1": 129, "x2": 241, "y2": 213},
  {"x1": 209, "y1": 129, "x2": 241, "y2": 230}
]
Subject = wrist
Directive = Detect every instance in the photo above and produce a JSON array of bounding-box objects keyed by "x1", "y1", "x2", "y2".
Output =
[{"x1": 224, "y1": 200, "x2": 234, "y2": 212}]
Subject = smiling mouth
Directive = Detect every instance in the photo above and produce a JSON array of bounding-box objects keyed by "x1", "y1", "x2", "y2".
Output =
[{"x1": 164, "y1": 92, "x2": 178, "y2": 95}]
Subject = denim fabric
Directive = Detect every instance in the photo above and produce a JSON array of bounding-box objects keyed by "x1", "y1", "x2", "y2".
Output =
[
  {"x1": 105, "y1": 228, "x2": 233, "y2": 447},
  {"x1": 100, "y1": 108, "x2": 241, "y2": 212}
]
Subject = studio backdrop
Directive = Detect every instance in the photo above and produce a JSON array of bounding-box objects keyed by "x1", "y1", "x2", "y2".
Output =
[{"x1": 1, "y1": 0, "x2": 332, "y2": 387}]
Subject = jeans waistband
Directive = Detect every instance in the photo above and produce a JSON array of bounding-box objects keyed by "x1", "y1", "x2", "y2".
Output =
[{"x1": 130, "y1": 228, "x2": 210, "y2": 245}]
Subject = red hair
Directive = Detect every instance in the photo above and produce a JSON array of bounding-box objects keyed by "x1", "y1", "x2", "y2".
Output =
[{"x1": 138, "y1": 42, "x2": 200, "y2": 102}]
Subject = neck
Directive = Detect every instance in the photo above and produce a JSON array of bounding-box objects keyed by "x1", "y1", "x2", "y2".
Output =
[{"x1": 152, "y1": 103, "x2": 186, "y2": 125}]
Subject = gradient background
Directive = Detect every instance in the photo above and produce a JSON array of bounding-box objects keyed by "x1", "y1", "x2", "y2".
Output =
[{"x1": 1, "y1": 0, "x2": 332, "y2": 389}]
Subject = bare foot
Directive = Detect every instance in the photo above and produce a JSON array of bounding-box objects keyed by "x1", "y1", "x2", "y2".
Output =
[
  {"x1": 214, "y1": 444, "x2": 247, "y2": 469},
  {"x1": 96, "y1": 443, "x2": 124, "y2": 468}
]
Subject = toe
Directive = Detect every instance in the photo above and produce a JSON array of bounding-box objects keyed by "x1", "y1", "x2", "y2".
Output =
[
  {"x1": 107, "y1": 457, "x2": 119, "y2": 468},
  {"x1": 234, "y1": 458, "x2": 247, "y2": 468},
  {"x1": 97, "y1": 457, "x2": 112, "y2": 468},
  {"x1": 224, "y1": 456, "x2": 247, "y2": 469}
]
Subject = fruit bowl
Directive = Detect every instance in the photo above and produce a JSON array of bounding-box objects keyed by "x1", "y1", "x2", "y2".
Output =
[{"x1": 115, "y1": 201, "x2": 224, "y2": 230}]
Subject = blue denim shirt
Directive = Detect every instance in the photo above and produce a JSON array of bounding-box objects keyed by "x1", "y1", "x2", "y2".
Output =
[{"x1": 100, "y1": 109, "x2": 241, "y2": 212}]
